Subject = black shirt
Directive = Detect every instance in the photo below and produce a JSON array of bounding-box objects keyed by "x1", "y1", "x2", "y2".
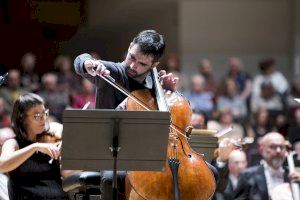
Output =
[
  {"x1": 74, "y1": 53, "x2": 153, "y2": 109},
  {"x1": 8, "y1": 138, "x2": 69, "y2": 200}
]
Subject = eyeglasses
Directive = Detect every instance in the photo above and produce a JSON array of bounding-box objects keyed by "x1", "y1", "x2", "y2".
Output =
[
  {"x1": 267, "y1": 144, "x2": 286, "y2": 151},
  {"x1": 32, "y1": 109, "x2": 49, "y2": 121}
]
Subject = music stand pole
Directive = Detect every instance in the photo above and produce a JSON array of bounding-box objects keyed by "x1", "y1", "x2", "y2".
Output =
[{"x1": 110, "y1": 119, "x2": 121, "y2": 200}]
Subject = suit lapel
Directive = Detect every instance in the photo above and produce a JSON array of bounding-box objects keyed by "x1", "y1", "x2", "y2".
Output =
[{"x1": 255, "y1": 165, "x2": 269, "y2": 199}]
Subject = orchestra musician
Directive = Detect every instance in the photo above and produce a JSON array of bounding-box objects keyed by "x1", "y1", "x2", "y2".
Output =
[
  {"x1": 0, "y1": 93, "x2": 69, "y2": 200},
  {"x1": 74, "y1": 29, "x2": 228, "y2": 199},
  {"x1": 233, "y1": 132, "x2": 300, "y2": 200}
]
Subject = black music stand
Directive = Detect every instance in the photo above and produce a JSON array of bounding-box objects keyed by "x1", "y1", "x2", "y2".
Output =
[{"x1": 61, "y1": 109, "x2": 170, "y2": 200}]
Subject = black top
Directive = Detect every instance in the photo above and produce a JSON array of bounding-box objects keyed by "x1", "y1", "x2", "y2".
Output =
[
  {"x1": 8, "y1": 137, "x2": 69, "y2": 200},
  {"x1": 74, "y1": 53, "x2": 153, "y2": 109}
]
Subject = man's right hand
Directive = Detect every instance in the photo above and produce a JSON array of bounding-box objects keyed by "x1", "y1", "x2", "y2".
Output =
[{"x1": 84, "y1": 59, "x2": 110, "y2": 77}]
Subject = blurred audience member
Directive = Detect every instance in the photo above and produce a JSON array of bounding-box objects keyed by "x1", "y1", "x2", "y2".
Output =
[
  {"x1": 234, "y1": 132, "x2": 300, "y2": 200},
  {"x1": 225, "y1": 57, "x2": 252, "y2": 99},
  {"x1": 212, "y1": 138, "x2": 237, "y2": 197},
  {"x1": 0, "y1": 69, "x2": 27, "y2": 114},
  {"x1": 246, "y1": 108, "x2": 272, "y2": 166},
  {"x1": 217, "y1": 78, "x2": 247, "y2": 122},
  {"x1": 286, "y1": 75, "x2": 300, "y2": 113},
  {"x1": 162, "y1": 53, "x2": 188, "y2": 92},
  {"x1": 208, "y1": 111, "x2": 245, "y2": 141},
  {"x1": 250, "y1": 80, "x2": 284, "y2": 114},
  {"x1": 191, "y1": 109, "x2": 208, "y2": 129},
  {"x1": 216, "y1": 150, "x2": 248, "y2": 200},
  {"x1": 163, "y1": 52, "x2": 180, "y2": 73},
  {"x1": 287, "y1": 108, "x2": 300, "y2": 160},
  {"x1": 198, "y1": 58, "x2": 219, "y2": 94},
  {"x1": 89, "y1": 51, "x2": 101, "y2": 59},
  {"x1": 252, "y1": 58, "x2": 289, "y2": 97},
  {"x1": 72, "y1": 79, "x2": 96, "y2": 109},
  {"x1": 273, "y1": 114, "x2": 289, "y2": 137},
  {"x1": 247, "y1": 108, "x2": 272, "y2": 139},
  {"x1": 0, "y1": 97, "x2": 10, "y2": 128},
  {"x1": 185, "y1": 75, "x2": 214, "y2": 116},
  {"x1": 54, "y1": 55, "x2": 81, "y2": 101},
  {"x1": 20, "y1": 52, "x2": 40, "y2": 92},
  {"x1": 291, "y1": 139, "x2": 300, "y2": 167},
  {"x1": 38, "y1": 73, "x2": 69, "y2": 122},
  {"x1": 284, "y1": 133, "x2": 300, "y2": 176}
]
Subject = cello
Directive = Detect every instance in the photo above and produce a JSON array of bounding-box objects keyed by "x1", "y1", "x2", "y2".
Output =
[{"x1": 98, "y1": 68, "x2": 216, "y2": 200}]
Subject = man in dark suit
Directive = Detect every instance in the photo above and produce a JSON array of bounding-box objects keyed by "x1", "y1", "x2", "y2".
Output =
[
  {"x1": 234, "y1": 132, "x2": 300, "y2": 200},
  {"x1": 223, "y1": 150, "x2": 247, "y2": 200}
]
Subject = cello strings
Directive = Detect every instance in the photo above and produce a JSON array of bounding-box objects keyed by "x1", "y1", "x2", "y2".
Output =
[
  {"x1": 99, "y1": 74, "x2": 189, "y2": 139},
  {"x1": 99, "y1": 74, "x2": 151, "y2": 111}
]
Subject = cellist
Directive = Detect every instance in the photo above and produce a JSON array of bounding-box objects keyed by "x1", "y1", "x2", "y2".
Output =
[{"x1": 74, "y1": 29, "x2": 224, "y2": 199}]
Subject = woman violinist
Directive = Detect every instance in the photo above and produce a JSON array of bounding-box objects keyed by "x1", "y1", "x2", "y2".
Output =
[{"x1": 0, "y1": 93, "x2": 69, "y2": 200}]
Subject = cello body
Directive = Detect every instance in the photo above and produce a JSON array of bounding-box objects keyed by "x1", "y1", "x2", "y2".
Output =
[{"x1": 125, "y1": 89, "x2": 216, "y2": 200}]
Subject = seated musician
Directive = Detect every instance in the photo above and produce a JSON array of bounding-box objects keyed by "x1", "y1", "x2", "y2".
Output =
[
  {"x1": 0, "y1": 127, "x2": 15, "y2": 200},
  {"x1": 0, "y1": 93, "x2": 71, "y2": 200},
  {"x1": 74, "y1": 29, "x2": 228, "y2": 199}
]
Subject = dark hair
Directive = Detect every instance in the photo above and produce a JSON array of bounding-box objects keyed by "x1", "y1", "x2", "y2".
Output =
[
  {"x1": 192, "y1": 108, "x2": 208, "y2": 126},
  {"x1": 132, "y1": 30, "x2": 165, "y2": 61},
  {"x1": 259, "y1": 58, "x2": 275, "y2": 72},
  {"x1": 11, "y1": 93, "x2": 44, "y2": 141}
]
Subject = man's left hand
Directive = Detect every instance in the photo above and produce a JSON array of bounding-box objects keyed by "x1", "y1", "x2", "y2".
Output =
[
  {"x1": 217, "y1": 138, "x2": 238, "y2": 162},
  {"x1": 289, "y1": 171, "x2": 300, "y2": 183},
  {"x1": 159, "y1": 70, "x2": 179, "y2": 92}
]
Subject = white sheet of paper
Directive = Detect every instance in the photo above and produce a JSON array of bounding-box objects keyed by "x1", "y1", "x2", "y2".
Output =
[{"x1": 294, "y1": 98, "x2": 300, "y2": 103}]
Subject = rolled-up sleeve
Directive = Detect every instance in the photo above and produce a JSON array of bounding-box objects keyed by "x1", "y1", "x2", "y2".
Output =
[{"x1": 74, "y1": 53, "x2": 93, "y2": 76}]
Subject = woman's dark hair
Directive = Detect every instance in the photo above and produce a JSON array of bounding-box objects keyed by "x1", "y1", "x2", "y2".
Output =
[
  {"x1": 11, "y1": 93, "x2": 44, "y2": 141},
  {"x1": 259, "y1": 58, "x2": 275, "y2": 72},
  {"x1": 132, "y1": 30, "x2": 165, "y2": 62}
]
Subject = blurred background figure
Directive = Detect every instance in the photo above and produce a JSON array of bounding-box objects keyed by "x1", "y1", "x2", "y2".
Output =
[
  {"x1": 217, "y1": 78, "x2": 247, "y2": 122},
  {"x1": 38, "y1": 73, "x2": 70, "y2": 122},
  {"x1": 20, "y1": 52, "x2": 40, "y2": 92},
  {"x1": 0, "y1": 97, "x2": 11, "y2": 128},
  {"x1": 198, "y1": 58, "x2": 219, "y2": 95},
  {"x1": 287, "y1": 109, "x2": 300, "y2": 168},
  {"x1": 89, "y1": 51, "x2": 101, "y2": 60},
  {"x1": 252, "y1": 58, "x2": 289, "y2": 97},
  {"x1": 0, "y1": 69, "x2": 27, "y2": 114},
  {"x1": 185, "y1": 74, "x2": 214, "y2": 116},
  {"x1": 215, "y1": 150, "x2": 248, "y2": 200},
  {"x1": 72, "y1": 78, "x2": 96, "y2": 109},
  {"x1": 224, "y1": 57, "x2": 252, "y2": 100},
  {"x1": 163, "y1": 52, "x2": 181, "y2": 73},
  {"x1": 286, "y1": 75, "x2": 300, "y2": 114},
  {"x1": 208, "y1": 111, "x2": 245, "y2": 141},
  {"x1": 54, "y1": 55, "x2": 81, "y2": 104},
  {"x1": 246, "y1": 108, "x2": 272, "y2": 166},
  {"x1": 250, "y1": 80, "x2": 284, "y2": 115},
  {"x1": 162, "y1": 52, "x2": 188, "y2": 92},
  {"x1": 190, "y1": 109, "x2": 208, "y2": 129}
]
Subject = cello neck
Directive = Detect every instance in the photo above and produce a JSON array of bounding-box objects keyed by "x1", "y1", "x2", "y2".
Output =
[{"x1": 151, "y1": 67, "x2": 169, "y2": 111}]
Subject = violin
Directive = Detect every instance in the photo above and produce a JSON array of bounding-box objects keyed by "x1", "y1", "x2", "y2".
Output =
[
  {"x1": 36, "y1": 122, "x2": 62, "y2": 164},
  {"x1": 36, "y1": 122, "x2": 62, "y2": 143}
]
